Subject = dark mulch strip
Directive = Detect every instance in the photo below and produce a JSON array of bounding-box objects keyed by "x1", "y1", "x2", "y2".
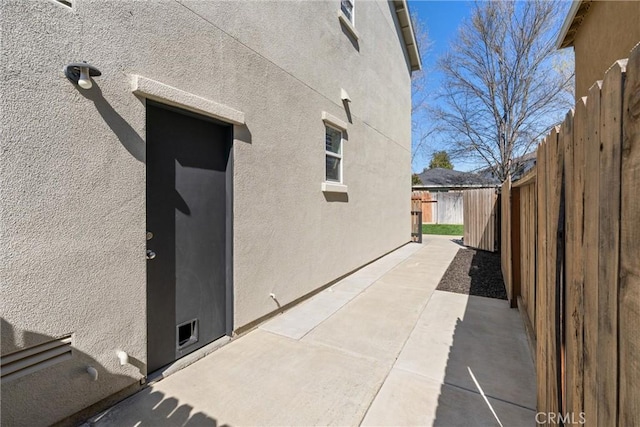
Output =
[{"x1": 436, "y1": 247, "x2": 507, "y2": 300}]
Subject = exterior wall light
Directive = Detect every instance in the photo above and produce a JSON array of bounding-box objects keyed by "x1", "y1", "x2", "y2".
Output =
[
  {"x1": 341, "y1": 88, "x2": 351, "y2": 103},
  {"x1": 64, "y1": 62, "x2": 101, "y2": 89}
]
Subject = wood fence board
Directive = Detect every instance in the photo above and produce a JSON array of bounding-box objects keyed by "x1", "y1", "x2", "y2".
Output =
[
  {"x1": 413, "y1": 191, "x2": 465, "y2": 225},
  {"x1": 597, "y1": 59, "x2": 626, "y2": 427},
  {"x1": 501, "y1": 179, "x2": 512, "y2": 301},
  {"x1": 502, "y1": 49, "x2": 637, "y2": 423},
  {"x1": 583, "y1": 80, "x2": 602, "y2": 426},
  {"x1": 536, "y1": 139, "x2": 548, "y2": 415},
  {"x1": 518, "y1": 185, "x2": 527, "y2": 313},
  {"x1": 463, "y1": 191, "x2": 469, "y2": 243},
  {"x1": 422, "y1": 191, "x2": 433, "y2": 223},
  {"x1": 411, "y1": 192, "x2": 423, "y2": 243},
  {"x1": 566, "y1": 97, "x2": 586, "y2": 418},
  {"x1": 619, "y1": 43, "x2": 640, "y2": 427},
  {"x1": 531, "y1": 183, "x2": 536, "y2": 332},
  {"x1": 560, "y1": 109, "x2": 575, "y2": 416},
  {"x1": 546, "y1": 125, "x2": 563, "y2": 418},
  {"x1": 517, "y1": 183, "x2": 535, "y2": 332},
  {"x1": 463, "y1": 188, "x2": 497, "y2": 252},
  {"x1": 511, "y1": 187, "x2": 521, "y2": 309},
  {"x1": 563, "y1": 109, "x2": 574, "y2": 417},
  {"x1": 436, "y1": 192, "x2": 464, "y2": 224}
]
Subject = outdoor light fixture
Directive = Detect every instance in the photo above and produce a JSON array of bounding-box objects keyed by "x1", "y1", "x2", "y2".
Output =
[
  {"x1": 341, "y1": 88, "x2": 351, "y2": 103},
  {"x1": 64, "y1": 62, "x2": 101, "y2": 89}
]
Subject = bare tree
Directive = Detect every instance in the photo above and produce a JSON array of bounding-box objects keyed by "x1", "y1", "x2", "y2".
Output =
[
  {"x1": 434, "y1": 0, "x2": 573, "y2": 181},
  {"x1": 410, "y1": 12, "x2": 437, "y2": 165}
]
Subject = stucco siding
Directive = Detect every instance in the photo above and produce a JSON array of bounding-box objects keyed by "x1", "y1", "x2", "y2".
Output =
[
  {"x1": 573, "y1": 0, "x2": 640, "y2": 98},
  {"x1": 0, "y1": 0, "x2": 413, "y2": 424}
]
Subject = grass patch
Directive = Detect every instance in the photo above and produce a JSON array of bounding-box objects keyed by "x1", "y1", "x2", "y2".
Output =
[{"x1": 422, "y1": 224, "x2": 463, "y2": 235}]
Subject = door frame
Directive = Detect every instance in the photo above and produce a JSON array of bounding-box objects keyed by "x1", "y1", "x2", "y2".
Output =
[{"x1": 145, "y1": 99, "x2": 235, "y2": 371}]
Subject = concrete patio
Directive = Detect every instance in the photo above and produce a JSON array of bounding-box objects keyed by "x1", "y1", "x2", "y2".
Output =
[{"x1": 90, "y1": 236, "x2": 536, "y2": 426}]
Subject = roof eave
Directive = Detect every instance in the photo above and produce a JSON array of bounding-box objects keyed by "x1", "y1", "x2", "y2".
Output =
[
  {"x1": 393, "y1": 0, "x2": 422, "y2": 73},
  {"x1": 556, "y1": 0, "x2": 593, "y2": 49}
]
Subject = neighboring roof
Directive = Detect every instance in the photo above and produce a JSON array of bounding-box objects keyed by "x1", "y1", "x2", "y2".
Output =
[
  {"x1": 516, "y1": 151, "x2": 537, "y2": 163},
  {"x1": 511, "y1": 151, "x2": 537, "y2": 180},
  {"x1": 556, "y1": 0, "x2": 593, "y2": 49},
  {"x1": 414, "y1": 168, "x2": 499, "y2": 188},
  {"x1": 392, "y1": 0, "x2": 422, "y2": 72},
  {"x1": 474, "y1": 151, "x2": 537, "y2": 182}
]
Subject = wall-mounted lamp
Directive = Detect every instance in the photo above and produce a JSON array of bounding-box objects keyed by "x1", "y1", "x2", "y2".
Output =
[
  {"x1": 64, "y1": 62, "x2": 101, "y2": 90},
  {"x1": 341, "y1": 88, "x2": 351, "y2": 103},
  {"x1": 341, "y1": 88, "x2": 352, "y2": 123},
  {"x1": 116, "y1": 350, "x2": 129, "y2": 366}
]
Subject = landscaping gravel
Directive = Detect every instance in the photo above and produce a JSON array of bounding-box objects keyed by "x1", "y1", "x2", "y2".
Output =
[{"x1": 436, "y1": 246, "x2": 507, "y2": 300}]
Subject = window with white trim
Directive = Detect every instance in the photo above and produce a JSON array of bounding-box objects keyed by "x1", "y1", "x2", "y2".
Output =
[
  {"x1": 341, "y1": 0, "x2": 354, "y2": 24},
  {"x1": 325, "y1": 125, "x2": 343, "y2": 183}
]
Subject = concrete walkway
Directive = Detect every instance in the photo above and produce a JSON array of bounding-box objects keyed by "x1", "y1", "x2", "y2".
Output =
[{"x1": 91, "y1": 236, "x2": 536, "y2": 426}]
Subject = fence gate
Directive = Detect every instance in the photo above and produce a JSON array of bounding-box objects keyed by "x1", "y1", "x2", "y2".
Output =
[
  {"x1": 411, "y1": 193, "x2": 422, "y2": 243},
  {"x1": 462, "y1": 188, "x2": 498, "y2": 252}
]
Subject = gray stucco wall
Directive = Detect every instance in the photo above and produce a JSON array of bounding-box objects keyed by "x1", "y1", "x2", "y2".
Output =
[
  {"x1": 573, "y1": 1, "x2": 640, "y2": 99},
  {"x1": 0, "y1": 0, "x2": 413, "y2": 424}
]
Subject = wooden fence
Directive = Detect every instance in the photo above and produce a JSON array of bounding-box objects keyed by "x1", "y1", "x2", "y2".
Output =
[
  {"x1": 500, "y1": 178, "x2": 516, "y2": 307},
  {"x1": 501, "y1": 45, "x2": 640, "y2": 425},
  {"x1": 411, "y1": 190, "x2": 464, "y2": 224},
  {"x1": 462, "y1": 188, "x2": 498, "y2": 252},
  {"x1": 501, "y1": 171, "x2": 537, "y2": 312},
  {"x1": 410, "y1": 193, "x2": 422, "y2": 243}
]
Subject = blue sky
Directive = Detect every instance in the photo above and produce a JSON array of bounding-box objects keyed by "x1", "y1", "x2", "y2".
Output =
[
  {"x1": 408, "y1": 1, "x2": 471, "y2": 72},
  {"x1": 407, "y1": 1, "x2": 475, "y2": 172},
  {"x1": 406, "y1": 1, "x2": 573, "y2": 173}
]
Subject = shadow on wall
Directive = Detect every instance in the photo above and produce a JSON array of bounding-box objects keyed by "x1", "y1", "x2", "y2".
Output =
[
  {"x1": 75, "y1": 82, "x2": 256, "y2": 164},
  {"x1": 430, "y1": 279, "x2": 537, "y2": 425},
  {"x1": 1, "y1": 320, "x2": 134, "y2": 426},
  {"x1": 76, "y1": 83, "x2": 146, "y2": 163},
  {"x1": 1, "y1": 319, "x2": 221, "y2": 426},
  {"x1": 339, "y1": 23, "x2": 360, "y2": 51},
  {"x1": 323, "y1": 192, "x2": 349, "y2": 203}
]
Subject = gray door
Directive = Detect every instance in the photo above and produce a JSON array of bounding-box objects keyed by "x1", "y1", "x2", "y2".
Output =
[{"x1": 146, "y1": 102, "x2": 230, "y2": 373}]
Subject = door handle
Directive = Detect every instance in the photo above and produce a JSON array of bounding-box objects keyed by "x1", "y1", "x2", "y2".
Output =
[{"x1": 146, "y1": 250, "x2": 156, "y2": 260}]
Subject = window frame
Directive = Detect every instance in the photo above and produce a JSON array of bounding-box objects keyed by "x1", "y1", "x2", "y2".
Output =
[
  {"x1": 325, "y1": 124, "x2": 344, "y2": 184},
  {"x1": 321, "y1": 111, "x2": 348, "y2": 193},
  {"x1": 341, "y1": 0, "x2": 354, "y2": 25},
  {"x1": 338, "y1": 0, "x2": 359, "y2": 40}
]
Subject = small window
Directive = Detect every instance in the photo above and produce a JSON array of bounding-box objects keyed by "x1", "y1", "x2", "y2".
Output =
[
  {"x1": 341, "y1": 0, "x2": 354, "y2": 23},
  {"x1": 325, "y1": 125, "x2": 343, "y2": 183}
]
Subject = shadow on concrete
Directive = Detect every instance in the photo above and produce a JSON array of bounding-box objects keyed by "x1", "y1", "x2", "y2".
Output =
[
  {"x1": 431, "y1": 285, "x2": 536, "y2": 426},
  {"x1": 94, "y1": 388, "x2": 223, "y2": 427}
]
